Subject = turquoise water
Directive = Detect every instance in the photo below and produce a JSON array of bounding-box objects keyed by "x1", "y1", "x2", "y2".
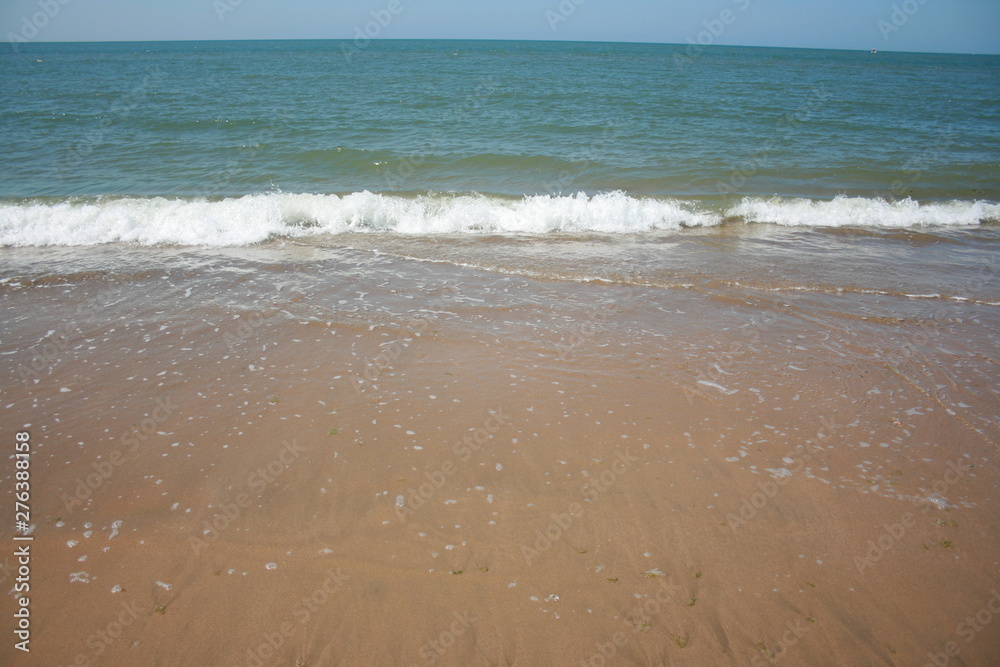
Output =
[{"x1": 1, "y1": 39, "x2": 998, "y2": 243}]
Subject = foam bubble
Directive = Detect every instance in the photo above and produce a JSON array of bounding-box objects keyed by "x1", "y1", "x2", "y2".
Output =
[
  {"x1": 728, "y1": 195, "x2": 1000, "y2": 228},
  {"x1": 0, "y1": 192, "x2": 715, "y2": 246},
  {"x1": 1, "y1": 192, "x2": 996, "y2": 247}
]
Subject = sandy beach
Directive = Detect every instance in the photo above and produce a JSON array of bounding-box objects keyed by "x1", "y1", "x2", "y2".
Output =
[{"x1": 2, "y1": 236, "x2": 998, "y2": 666}]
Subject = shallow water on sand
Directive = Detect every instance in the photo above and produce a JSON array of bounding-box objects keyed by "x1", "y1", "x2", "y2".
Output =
[{"x1": 2, "y1": 232, "x2": 999, "y2": 665}]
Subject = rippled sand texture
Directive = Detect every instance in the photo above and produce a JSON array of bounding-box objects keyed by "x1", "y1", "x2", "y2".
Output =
[{"x1": 1, "y1": 238, "x2": 998, "y2": 666}]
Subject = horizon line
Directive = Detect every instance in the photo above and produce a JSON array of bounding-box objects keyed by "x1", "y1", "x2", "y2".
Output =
[{"x1": 6, "y1": 37, "x2": 998, "y2": 57}]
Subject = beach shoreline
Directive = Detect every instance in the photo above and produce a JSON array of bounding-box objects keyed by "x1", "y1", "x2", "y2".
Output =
[{"x1": 2, "y1": 237, "x2": 998, "y2": 666}]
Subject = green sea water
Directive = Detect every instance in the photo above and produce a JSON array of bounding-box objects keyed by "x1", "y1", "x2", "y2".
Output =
[{"x1": 0, "y1": 39, "x2": 998, "y2": 243}]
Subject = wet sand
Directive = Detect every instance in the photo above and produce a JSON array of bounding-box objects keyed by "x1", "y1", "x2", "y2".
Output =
[{"x1": 1, "y1": 239, "x2": 999, "y2": 666}]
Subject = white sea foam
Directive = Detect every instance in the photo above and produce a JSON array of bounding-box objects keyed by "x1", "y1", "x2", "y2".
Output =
[
  {"x1": 1, "y1": 192, "x2": 996, "y2": 247},
  {"x1": 728, "y1": 195, "x2": 1000, "y2": 228}
]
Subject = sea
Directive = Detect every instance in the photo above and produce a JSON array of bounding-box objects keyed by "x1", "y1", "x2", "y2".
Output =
[
  {"x1": 3, "y1": 41, "x2": 1000, "y2": 667},
  {"x1": 1, "y1": 39, "x2": 999, "y2": 376},
  {"x1": 3, "y1": 40, "x2": 999, "y2": 224}
]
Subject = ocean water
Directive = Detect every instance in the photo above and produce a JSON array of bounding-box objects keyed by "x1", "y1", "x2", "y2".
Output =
[
  {"x1": 0, "y1": 39, "x2": 998, "y2": 308},
  {"x1": 5, "y1": 43, "x2": 1000, "y2": 667},
  {"x1": 1, "y1": 39, "x2": 999, "y2": 239}
]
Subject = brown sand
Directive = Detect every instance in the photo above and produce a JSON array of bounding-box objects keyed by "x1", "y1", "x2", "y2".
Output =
[{"x1": 2, "y1": 258, "x2": 999, "y2": 667}]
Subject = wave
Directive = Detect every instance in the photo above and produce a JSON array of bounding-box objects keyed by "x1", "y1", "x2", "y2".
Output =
[
  {"x1": 728, "y1": 196, "x2": 1000, "y2": 228},
  {"x1": 1, "y1": 192, "x2": 997, "y2": 247}
]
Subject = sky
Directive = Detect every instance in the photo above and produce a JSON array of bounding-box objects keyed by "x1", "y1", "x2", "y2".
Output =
[{"x1": 2, "y1": 0, "x2": 998, "y2": 55}]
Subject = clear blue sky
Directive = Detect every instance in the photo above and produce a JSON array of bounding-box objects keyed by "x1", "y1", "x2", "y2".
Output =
[{"x1": 2, "y1": 0, "x2": 998, "y2": 54}]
